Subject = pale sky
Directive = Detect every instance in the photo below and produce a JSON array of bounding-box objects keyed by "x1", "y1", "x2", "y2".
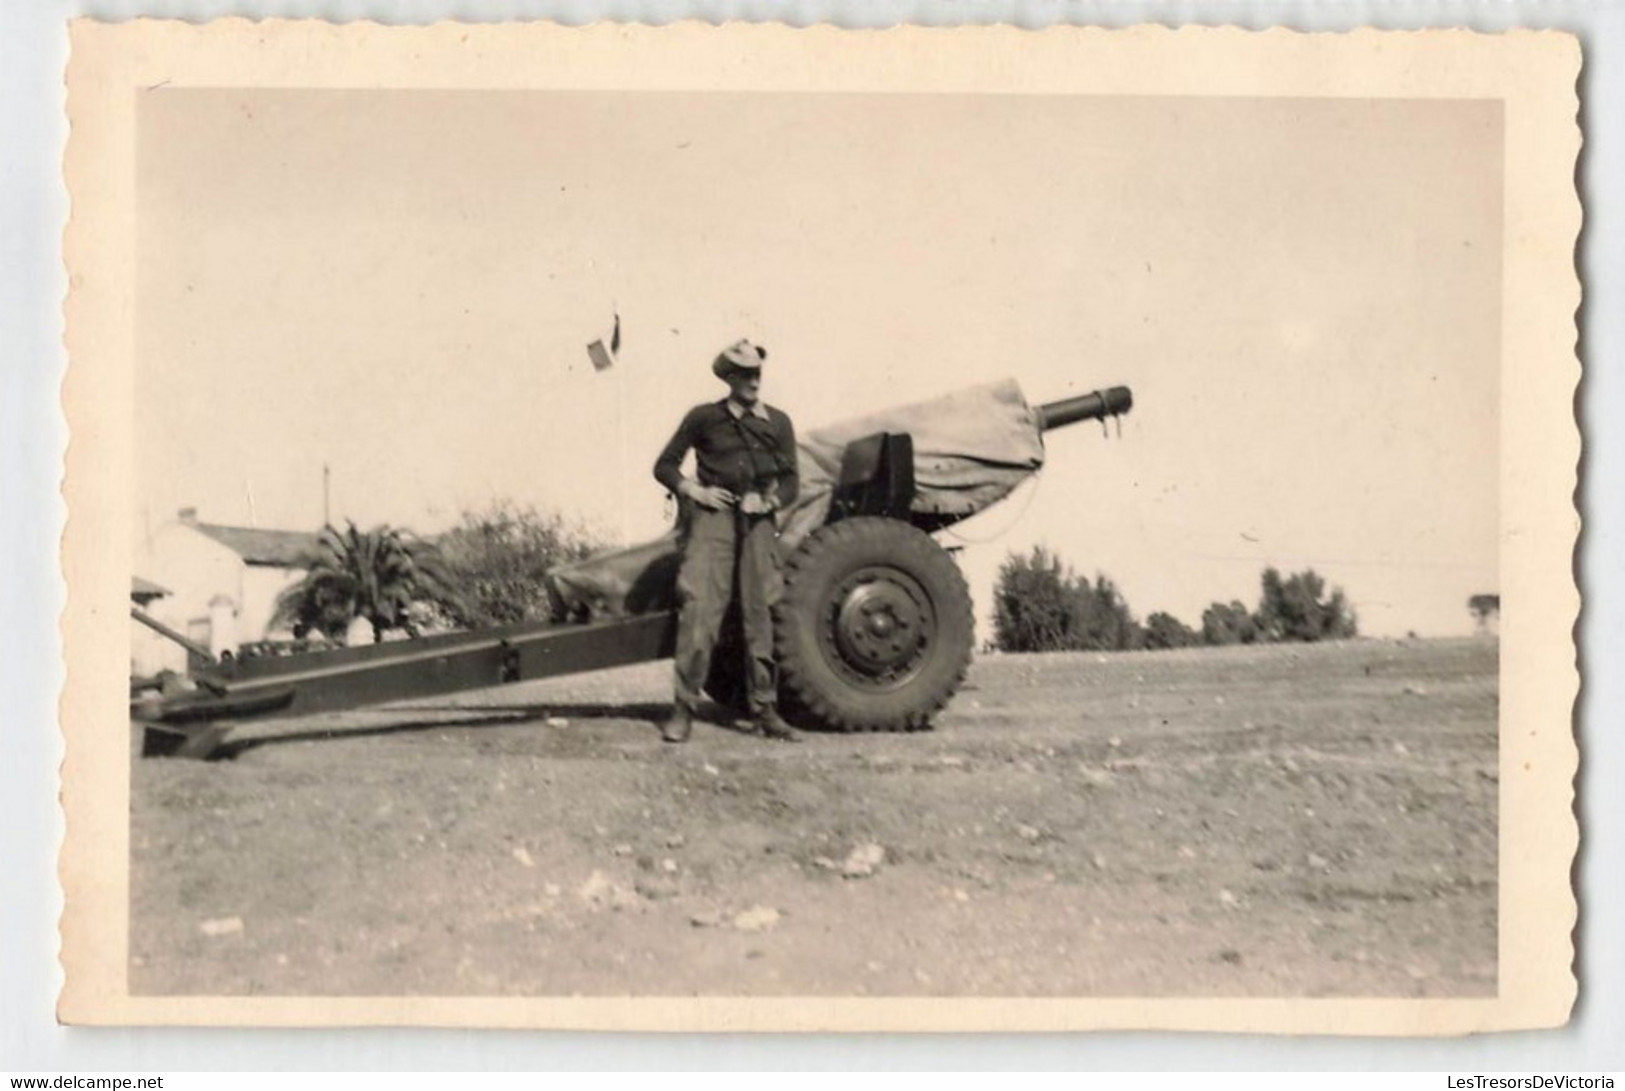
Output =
[{"x1": 135, "y1": 90, "x2": 1501, "y2": 638}]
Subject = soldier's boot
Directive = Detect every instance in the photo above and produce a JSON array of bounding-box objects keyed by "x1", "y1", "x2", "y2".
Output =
[
  {"x1": 754, "y1": 708, "x2": 801, "y2": 744},
  {"x1": 661, "y1": 705, "x2": 694, "y2": 744}
]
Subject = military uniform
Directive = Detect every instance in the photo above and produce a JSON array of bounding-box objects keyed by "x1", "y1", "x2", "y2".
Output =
[{"x1": 653, "y1": 342, "x2": 799, "y2": 741}]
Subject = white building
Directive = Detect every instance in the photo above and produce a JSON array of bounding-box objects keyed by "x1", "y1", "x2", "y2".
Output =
[{"x1": 132, "y1": 508, "x2": 320, "y2": 675}]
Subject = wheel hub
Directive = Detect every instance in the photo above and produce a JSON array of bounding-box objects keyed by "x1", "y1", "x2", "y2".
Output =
[{"x1": 830, "y1": 570, "x2": 932, "y2": 683}]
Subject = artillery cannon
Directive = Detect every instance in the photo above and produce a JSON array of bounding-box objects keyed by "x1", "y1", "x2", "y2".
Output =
[{"x1": 135, "y1": 380, "x2": 1132, "y2": 757}]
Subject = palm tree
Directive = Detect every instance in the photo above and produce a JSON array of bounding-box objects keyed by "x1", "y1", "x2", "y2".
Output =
[{"x1": 274, "y1": 522, "x2": 467, "y2": 643}]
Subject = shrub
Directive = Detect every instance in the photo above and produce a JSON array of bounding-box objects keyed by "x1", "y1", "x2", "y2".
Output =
[
  {"x1": 436, "y1": 500, "x2": 608, "y2": 627},
  {"x1": 1468, "y1": 593, "x2": 1500, "y2": 633},
  {"x1": 992, "y1": 546, "x2": 1078, "y2": 653},
  {"x1": 1255, "y1": 567, "x2": 1358, "y2": 642},
  {"x1": 992, "y1": 546, "x2": 1140, "y2": 653},
  {"x1": 1143, "y1": 611, "x2": 1198, "y2": 650},
  {"x1": 1201, "y1": 600, "x2": 1258, "y2": 646}
]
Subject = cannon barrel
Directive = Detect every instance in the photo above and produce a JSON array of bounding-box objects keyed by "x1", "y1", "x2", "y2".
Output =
[{"x1": 1035, "y1": 386, "x2": 1133, "y2": 432}]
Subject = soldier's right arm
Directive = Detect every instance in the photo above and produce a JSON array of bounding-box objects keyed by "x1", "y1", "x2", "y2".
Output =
[{"x1": 653, "y1": 407, "x2": 701, "y2": 495}]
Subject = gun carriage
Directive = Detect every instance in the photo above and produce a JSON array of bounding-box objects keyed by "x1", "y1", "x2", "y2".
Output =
[{"x1": 135, "y1": 382, "x2": 1132, "y2": 758}]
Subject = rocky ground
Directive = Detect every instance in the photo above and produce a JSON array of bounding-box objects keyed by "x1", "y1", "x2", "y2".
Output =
[{"x1": 129, "y1": 637, "x2": 1497, "y2": 997}]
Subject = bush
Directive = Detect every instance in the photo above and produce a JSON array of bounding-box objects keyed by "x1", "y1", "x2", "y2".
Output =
[
  {"x1": 1468, "y1": 593, "x2": 1500, "y2": 632},
  {"x1": 992, "y1": 546, "x2": 1076, "y2": 653},
  {"x1": 992, "y1": 546, "x2": 1140, "y2": 653},
  {"x1": 436, "y1": 500, "x2": 608, "y2": 627},
  {"x1": 1201, "y1": 600, "x2": 1258, "y2": 646},
  {"x1": 1255, "y1": 567, "x2": 1358, "y2": 642},
  {"x1": 1082, "y1": 574, "x2": 1141, "y2": 651},
  {"x1": 1143, "y1": 611, "x2": 1198, "y2": 650}
]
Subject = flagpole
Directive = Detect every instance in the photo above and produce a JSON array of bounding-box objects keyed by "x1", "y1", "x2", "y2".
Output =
[
  {"x1": 612, "y1": 310, "x2": 627, "y2": 544},
  {"x1": 615, "y1": 349, "x2": 628, "y2": 545}
]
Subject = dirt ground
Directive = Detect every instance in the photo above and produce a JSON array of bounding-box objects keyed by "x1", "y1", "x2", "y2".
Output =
[{"x1": 129, "y1": 637, "x2": 1498, "y2": 998}]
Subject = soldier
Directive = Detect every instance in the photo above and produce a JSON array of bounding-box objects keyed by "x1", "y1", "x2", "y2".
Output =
[{"x1": 653, "y1": 339, "x2": 801, "y2": 743}]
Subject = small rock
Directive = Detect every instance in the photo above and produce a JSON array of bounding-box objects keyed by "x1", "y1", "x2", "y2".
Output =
[
  {"x1": 543, "y1": 883, "x2": 562, "y2": 897},
  {"x1": 866, "y1": 960, "x2": 885, "y2": 973},
  {"x1": 702, "y1": 763, "x2": 720, "y2": 776},
  {"x1": 1307, "y1": 852, "x2": 1330, "y2": 871},
  {"x1": 1107, "y1": 736, "x2": 1123, "y2": 749},
  {"x1": 953, "y1": 888, "x2": 970, "y2": 902},
  {"x1": 1077, "y1": 764, "x2": 1112, "y2": 787},
  {"x1": 512, "y1": 846, "x2": 535, "y2": 868},
  {"x1": 578, "y1": 869, "x2": 636, "y2": 911},
  {"x1": 1016, "y1": 824, "x2": 1042, "y2": 842},
  {"x1": 1403, "y1": 685, "x2": 1427, "y2": 697},
  {"x1": 843, "y1": 842, "x2": 887, "y2": 878},
  {"x1": 914, "y1": 968, "x2": 933, "y2": 985},
  {"x1": 660, "y1": 858, "x2": 679, "y2": 874},
  {"x1": 938, "y1": 755, "x2": 967, "y2": 768},
  {"x1": 689, "y1": 909, "x2": 724, "y2": 928},
  {"x1": 1393, "y1": 741, "x2": 1410, "y2": 755},
  {"x1": 665, "y1": 833, "x2": 686, "y2": 849},
  {"x1": 1214, "y1": 695, "x2": 1225, "y2": 705},
  {"x1": 612, "y1": 843, "x2": 634, "y2": 857},
  {"x1": 812, "y1": 855, "x2": 839, "y2": 871},
  {"x1": 546, "y1": 716, "x2": 570, "y2": 728},
  {"x1": 732, "y1": 905, "x2": 781, "y2": 932},
  {"x1": 1091, "y1": 853, "x2": 1108, "y2": 871},
  {"x1": 1178, "y1": 845, "x2": 1198, "y2": 860},
  {"x1": 1217, "y1": 949, "x2": 1243, "y2": 965},
  {"x1": 1219, "y1": 889, "x2": 1240, "y2": 908},
  {"x1": 199, "y1": 916, "x2": 243, "y2": 937},
  {"x1": 635, "y1": 875, "x2": 680, "y2": 901}
]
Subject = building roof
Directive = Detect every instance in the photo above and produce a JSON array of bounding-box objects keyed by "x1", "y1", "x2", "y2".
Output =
[
  {"x1": 131, "y1": 575, "x2": 170, "y2": 602},
  {"x1": 190, "y1": 522, "x2": 323, "y2": 567}
]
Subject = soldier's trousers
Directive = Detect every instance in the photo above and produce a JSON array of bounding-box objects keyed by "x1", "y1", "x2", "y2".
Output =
[{"x1": 673, "y1": 507, "x2": 782, "y2": 716}]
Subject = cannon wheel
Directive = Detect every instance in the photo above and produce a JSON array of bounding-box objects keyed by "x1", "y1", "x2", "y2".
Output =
[{"x1": 775, "y1": 516, "x2": 974, "y2": 732}]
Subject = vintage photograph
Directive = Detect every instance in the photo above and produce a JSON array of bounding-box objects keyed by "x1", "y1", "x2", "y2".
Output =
[{"x1": 61, "y1": 21, "x2": 1580, "y2": 1031}]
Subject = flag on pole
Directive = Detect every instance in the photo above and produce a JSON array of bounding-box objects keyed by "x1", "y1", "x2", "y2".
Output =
[{"x1": 587, "y1": 311, "x2": 621, "y2": 371}]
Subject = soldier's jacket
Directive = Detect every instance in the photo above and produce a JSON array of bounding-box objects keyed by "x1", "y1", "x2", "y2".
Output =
[{"x1": 652, "y1": 398, "x2": 800, "y2": 510}]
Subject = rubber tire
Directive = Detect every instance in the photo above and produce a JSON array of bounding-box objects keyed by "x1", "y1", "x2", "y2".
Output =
[{"x1": 775, "y1": 516, "x2": 974, "y2": 732}]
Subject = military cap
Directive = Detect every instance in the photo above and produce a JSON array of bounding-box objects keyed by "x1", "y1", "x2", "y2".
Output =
[{"x1": 712, "y1": 339, "x2": 769, "y2": 379}]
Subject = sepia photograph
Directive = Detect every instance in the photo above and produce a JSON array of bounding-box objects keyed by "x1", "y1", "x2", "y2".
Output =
[{"x1": 59, "y1": 20, "x2": 1580, "y2": 1032}]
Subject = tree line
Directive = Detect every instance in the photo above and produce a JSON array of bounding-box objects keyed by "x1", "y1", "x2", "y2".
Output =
[
  {"x1": 991, "y1": 544, "x2": 1358, "y2": 654},
  {"x1": 267, "y1": 504, "x2": 1361, "y2": 655}
]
